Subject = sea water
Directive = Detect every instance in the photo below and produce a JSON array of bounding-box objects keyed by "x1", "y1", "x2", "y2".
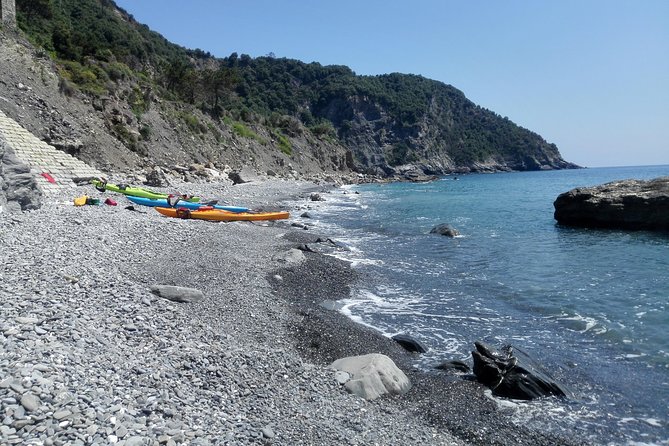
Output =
[{"x1": 307, "y1": 165, "x2": 669, "y2": 444}]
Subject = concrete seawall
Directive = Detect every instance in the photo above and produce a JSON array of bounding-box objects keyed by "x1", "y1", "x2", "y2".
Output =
[{"x1": 0, "y1": 109, "x2": 103, "y2": 198}]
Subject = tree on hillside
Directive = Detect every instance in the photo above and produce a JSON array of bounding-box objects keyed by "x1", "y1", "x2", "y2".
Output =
[{"x1": 201, "y1": 66, "x2": 239, "y2": 115}]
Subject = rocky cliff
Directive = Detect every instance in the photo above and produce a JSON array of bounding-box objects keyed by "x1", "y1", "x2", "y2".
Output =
[{"x1": 0, "y1": 0, "x2": 578, "y2": 183}]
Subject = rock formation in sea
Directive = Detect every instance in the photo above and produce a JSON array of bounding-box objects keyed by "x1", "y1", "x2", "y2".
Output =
[
  {"x1": 472, "y1": 342, "x2": 569, "y2": 400},
  {"x1": 553, "y1": 177, "x2": 669, "y2": 231}
]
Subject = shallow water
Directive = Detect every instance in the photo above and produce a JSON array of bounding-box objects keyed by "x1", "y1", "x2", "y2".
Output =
[{"x1": 309, "y1": 165, "x2": 669, "y2": 444}]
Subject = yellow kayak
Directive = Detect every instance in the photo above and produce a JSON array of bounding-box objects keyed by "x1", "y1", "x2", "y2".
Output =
[{"x1": 155, "y1": 206, "x2": 289, "y2": 222}]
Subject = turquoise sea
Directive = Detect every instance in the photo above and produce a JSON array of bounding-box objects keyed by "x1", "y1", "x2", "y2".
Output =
[{"x1": 311, "y1": 165, "x2": 669, "y2": 445}]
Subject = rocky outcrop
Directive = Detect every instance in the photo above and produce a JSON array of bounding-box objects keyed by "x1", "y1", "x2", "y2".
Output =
[
  {"x1": 329, "y1": 353, "x2": 411, "y2": 400},
  {"x1": 430, "y1": 223, "x2": 460, "y2": 237},
  {"x1": 0, "y1": 139, "x2": 42, "y2": 212},
  {"x1": 553, "y1": 177, "x2": 669, "y2": 231},
  {"x1": 472, "y1": 342, "x2": 568, "y2": 400},
  {"x1": 391, "y1": 334, "x2": 428, "y2": 353},
  {"x1": 318, "y1": 81, "x2": 579, "y2": 177}
]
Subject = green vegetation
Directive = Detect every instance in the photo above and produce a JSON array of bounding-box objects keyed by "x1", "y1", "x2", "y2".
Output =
[
  {"x1": 15, "y1": 0, "x2": 562, "y2": 170},
  {"x1": 231, "y1": 122, "x2": 265, "y2": 144},
  {"x1": 179, "y1": 111, "x2": 207, "y2": 134},
  {"x1": 274, "y1": 132, "x2": 292, "y2": 156}
]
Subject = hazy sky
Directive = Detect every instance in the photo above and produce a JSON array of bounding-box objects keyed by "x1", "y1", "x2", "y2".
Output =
[{"x1": 115, "y1": 0, "x2": 668, "y2": 168}]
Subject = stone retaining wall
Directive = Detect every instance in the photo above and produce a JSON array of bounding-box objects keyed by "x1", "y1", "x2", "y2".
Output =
[{"x1": 0, "y1": 109, "x2": 103, "y2": 198}]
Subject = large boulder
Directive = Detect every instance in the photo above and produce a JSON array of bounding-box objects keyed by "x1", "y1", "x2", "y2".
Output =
[
  {"x1": 0, "y1": 140, "x2": 42, "y2": 212},
  {"x1": 228, "y1": 166, "x2": 259, "y2": 185},
  {"x1": 430, "y1": 223, "x2": 460, "y2": 237},
  {"x1": 471, "y1": 342, "x2": 568, "y2": 400},
  {"x1": 144, "y1": 166, "x2": 168, "y2": 187},
  {"x1": 329, "y1": 353, "x2": 411, "y2": 400},
  {"x1": 553, "y1": 177, "x2": 669, "y2": 231}
]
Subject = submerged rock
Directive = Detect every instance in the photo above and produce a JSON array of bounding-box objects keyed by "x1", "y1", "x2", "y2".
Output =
[
  {"x1": 430, "y1": 223, "x2": 460, "y2": 237},
  {"x1": 471, "y1": 342, "x2": 568, "y2": 400},
  {"x1": 553, "y1": 177, "x2": 669, "y2": 231}
]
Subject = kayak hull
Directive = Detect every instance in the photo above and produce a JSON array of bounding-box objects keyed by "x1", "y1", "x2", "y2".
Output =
[
  {"x1": 91, "y1": 179, "x2": 200, "y2": 202},
  {"x1": 155, "y1": 207, "x2": 289, "y2": 222},
  {"x1": 126, "y1": 195, "x2": 248, "y2": 213}
]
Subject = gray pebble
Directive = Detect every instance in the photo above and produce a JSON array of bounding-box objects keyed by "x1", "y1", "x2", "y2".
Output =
[{"x1": 261, "y1": 426, "x2": 275, "y2": 438}]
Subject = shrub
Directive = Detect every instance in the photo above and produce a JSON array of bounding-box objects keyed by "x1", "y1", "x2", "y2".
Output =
[
  {"x1": 310, "y1": 121, "x2": 336, "y2": 139},
  {"x1": 180, "y1": 112, "x2": 207, "y2": 133},
  {"x1": 58, "y1": 78, "x2": 76, "y2": 97},
  {"x1": 232, "y1": 122, "x2": 266, "y2": 144},
  {"x1": 139, "y1": 125, "x2": 152, "y2": 140},
  {"x1": 273, "y1": 132, "x2": 292, "y2": 155}
]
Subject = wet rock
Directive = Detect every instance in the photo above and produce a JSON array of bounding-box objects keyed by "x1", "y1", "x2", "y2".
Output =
[
  {"x1": 430, "y1": 223, "x2": 460, "y2": 237},
  {"x1": 472, "y1": 342, "x2": 568, "y2": 400},
  {"x1": 435, "y1": 360, "x2": 471, "y2": 373},
  {"x1": 392, "y1": 334, "x2": 428, "y2": 353},
  {"x1": 554, "y1": 177, "x2": 669, "y2": 231}
]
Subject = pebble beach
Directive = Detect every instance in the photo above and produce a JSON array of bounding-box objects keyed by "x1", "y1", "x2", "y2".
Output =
[{"x1": 0, "y1": 178, "x2": 587, "y2": 445}]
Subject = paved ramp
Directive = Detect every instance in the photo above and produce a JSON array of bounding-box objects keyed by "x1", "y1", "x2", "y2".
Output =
[{"x1": 0, "y1": 109, "x2": 104, "y2": 196}]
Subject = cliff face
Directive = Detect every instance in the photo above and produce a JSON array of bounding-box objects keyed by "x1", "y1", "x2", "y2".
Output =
[{"x1": 316, "y1": 82, "x2": 578, "y2": 176}]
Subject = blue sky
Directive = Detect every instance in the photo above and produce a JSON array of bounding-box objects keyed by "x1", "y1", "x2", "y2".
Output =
[{"x1": 115, "y1": 0, "x2": 668, "y2": 168}]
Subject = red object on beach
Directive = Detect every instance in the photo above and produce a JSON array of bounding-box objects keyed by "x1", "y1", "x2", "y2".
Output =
[
  {"x1": 40, "y1": 172, "x2": 56, "y2": 184},
  {"x1": 104, "y1": 198, "x2": 118, "y2": 206}
]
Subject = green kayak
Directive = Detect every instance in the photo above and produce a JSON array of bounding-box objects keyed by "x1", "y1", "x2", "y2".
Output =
[{"x1": 91, "y1": 179, "x2": 201, "y2": 202}]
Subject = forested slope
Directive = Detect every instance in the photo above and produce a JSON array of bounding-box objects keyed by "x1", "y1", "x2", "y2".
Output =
[{"x1": 1, "y1": 0, "x2": 578, "y2": 180}]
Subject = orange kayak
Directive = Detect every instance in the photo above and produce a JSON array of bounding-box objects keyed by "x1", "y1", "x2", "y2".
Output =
[{"x1": 155, "y1": 206, "x2": 289, "y2": 222}]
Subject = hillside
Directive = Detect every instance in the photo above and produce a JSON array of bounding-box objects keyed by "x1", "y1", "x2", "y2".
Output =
[{"x1": 0, "y1": 0, "x2": 578, "y2": 182}]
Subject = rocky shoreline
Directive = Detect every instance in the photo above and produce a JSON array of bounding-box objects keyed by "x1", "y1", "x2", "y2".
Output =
[{"x1": 1, "y1": 178, "x2": 588, "y2": 445}]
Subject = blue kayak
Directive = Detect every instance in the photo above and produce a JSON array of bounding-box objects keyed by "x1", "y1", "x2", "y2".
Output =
[{"x1": 126, "y1": 195, "x2": 249, "y2": 213}]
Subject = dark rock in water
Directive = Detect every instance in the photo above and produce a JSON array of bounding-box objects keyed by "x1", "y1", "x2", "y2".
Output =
[
  {"x1": 310, "y1": 193, "x2": 325, "y2": 202},
  {"x1": 435, "y1": 360, "x2": 471, "y2": 373},
  {"x1": 150, "y1": 285, "x2": 204, "y2": 303},
  {"x1": 430, "y1": 223, "x2": 460, "y2": 237},
  {"x1": 392, "y1": 334, "x2": 428, "y2": 353},
  {"x1": 300, "y1": 212, "x2": 312, "y2": 218},
  {"x1": 553, "y1": 177, "x2": 669, "y2": 231},
  {"x1": 471, "y1": 342, "x2": 568, "y2": 400}
]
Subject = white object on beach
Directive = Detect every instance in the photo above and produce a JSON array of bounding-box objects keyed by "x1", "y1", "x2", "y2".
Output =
[{"x1": 329, "y1": 353, "x2": 411, "y2": 400}]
